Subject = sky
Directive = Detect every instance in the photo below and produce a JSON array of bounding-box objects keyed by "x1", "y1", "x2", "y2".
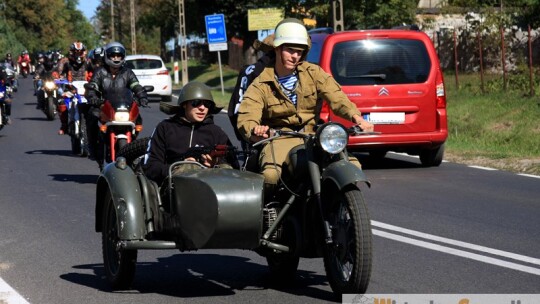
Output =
[{"x1": 77, "y1": 0, "x2": 100, "y2": 20}]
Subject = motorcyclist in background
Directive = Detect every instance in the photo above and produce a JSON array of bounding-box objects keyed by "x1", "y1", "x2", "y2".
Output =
[
  {"x1": 17, "y1": 50, "x2": 31, "y2": 76},
  {"x1": 0, "y1": 67, "x2": 13, "y2": 125},
  {"x1": 84, "y1": 41, "x2": 149, "y2": 167},
  {"x1": 56, "y1": 41, "x2": 93, "y2": 135},
  {"x1": 33, "y1": 52, "x2": 46, "y2": 95},
  {"x1": 89, "y1": 47, "x2": 104, "y2": 72},
  {"x1": 3, "y1": 53, "x2": 15, "y2": 68},
  {"x1": 35, "y1": 52, "x2": 59, "y2": 110}
]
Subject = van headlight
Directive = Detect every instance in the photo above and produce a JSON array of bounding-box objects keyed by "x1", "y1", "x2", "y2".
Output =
[
  {"x1": 114, "y1": 111, "x2": 130, "y2": 122},
  {"x1": 317, "y1": 123, "x2": 348, "y2": 154}
]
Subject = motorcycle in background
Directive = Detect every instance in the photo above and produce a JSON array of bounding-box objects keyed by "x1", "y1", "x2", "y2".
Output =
[
  {"x1": 60, "y1": 80, "x2": 89, "y2": 156},
  {"x1": 87, "y1": 84, "x2": 152, "y2": 169},
  {"x1": 0, "y1": 63, "x2": 18, "y2": 92},
  {"x1": 38, "y1": 76, "x2": 62, "y2": 120},
  {"x1": 0, "y1": 81, "x2": 12, "y2": 131},
  {"x1": 19, "y1": 61, "x2": 30, "y2": 78}
]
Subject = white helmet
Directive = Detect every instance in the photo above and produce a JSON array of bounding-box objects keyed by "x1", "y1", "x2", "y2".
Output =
[
  {"x1": 104, "y1": 42, "x2": 126, "y2": 68},
  {"x1": 273, "y1": 18, "x2": 309, "y2": 49}
]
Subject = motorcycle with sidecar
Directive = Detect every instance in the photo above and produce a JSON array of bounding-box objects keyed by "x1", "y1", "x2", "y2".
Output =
[{"x1": 95, "y1": 122, "x2": 374, "y2": 297}]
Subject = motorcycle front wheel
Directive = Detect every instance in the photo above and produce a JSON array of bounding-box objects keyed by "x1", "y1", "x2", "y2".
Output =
[
  {"x1": 323, "y1": 188, "x2": 372, "y2": 295},
  {"x1": 102, "y1": 189, "x2": 137, "y2": 289},
  {"x1": 45, "y1": 97, "x2": 56, "y2": 120}
]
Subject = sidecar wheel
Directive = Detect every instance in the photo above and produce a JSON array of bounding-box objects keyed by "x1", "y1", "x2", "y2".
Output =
[
  {"x1": 323, "y1": 188, "x2": 372, "y2": 295},
  {"x1": 102, "y1": 190, "x2": 137, "y2": 289}
]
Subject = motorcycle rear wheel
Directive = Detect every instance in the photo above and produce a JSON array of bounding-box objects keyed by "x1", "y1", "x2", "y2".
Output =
[
  {"x1": 102, "y1": 189, "x2": 138, "y2": 289},
  {"x1": 323, "y1": 188, "x2": 372, "y2": 295}
]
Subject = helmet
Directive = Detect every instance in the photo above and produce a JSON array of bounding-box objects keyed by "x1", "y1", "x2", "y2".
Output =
[
  {"x1": 69, "y1": 41, "x2": 87, "y2": 63},
  {"x1": 273, "y1": 18, "x2": 309, "y2": 49},
  {"x1": 91, "y1": 47, "x2": 104, "y2": 64},
  {"x1": 178, "y1": 82, "x2": 214, "y2": 105},
  {"x1": 37, "y1": 52, "x2": 45, "y2": 62},
  {"x1": 6, "y1": 53, "x2": 11, "y2": 59},
  {"x1": 104, "y1": 42, "x2": 126, "y2": 68}
]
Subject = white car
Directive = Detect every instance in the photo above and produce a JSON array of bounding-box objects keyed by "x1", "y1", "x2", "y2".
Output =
[{"x1": 125, "y1": 54, "x2": 172, "y2": 102}]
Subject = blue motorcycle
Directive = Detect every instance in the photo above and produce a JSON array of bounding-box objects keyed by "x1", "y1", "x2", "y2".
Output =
[
  {"x1": 59, "y1": 80, "x2": 89, "y2": 156},
  {"x1": 0, "y1": 80, "x2": 12, "y2": 131}
]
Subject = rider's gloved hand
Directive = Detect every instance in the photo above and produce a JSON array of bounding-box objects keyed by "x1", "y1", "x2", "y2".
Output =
[{"x1": 139, "y1": 97, "x2": 149, "y2": 108}]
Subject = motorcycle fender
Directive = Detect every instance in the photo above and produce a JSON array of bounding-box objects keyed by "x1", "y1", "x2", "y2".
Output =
[
  {"x1": 95, "y1": 163, "x2": 146, "y2": 240},
  {"x1": 321, "y1": 161, "x2": 370, "y2": 190}
]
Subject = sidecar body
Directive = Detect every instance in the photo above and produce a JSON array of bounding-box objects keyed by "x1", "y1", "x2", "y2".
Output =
[{"x1": 95, "y1": 159, "x2": 265, "y2": 251}]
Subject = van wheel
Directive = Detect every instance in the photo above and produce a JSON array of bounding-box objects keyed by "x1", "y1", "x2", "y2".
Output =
[{"x1": 420, "y1": 143, "x2": 445, "y2": 167}]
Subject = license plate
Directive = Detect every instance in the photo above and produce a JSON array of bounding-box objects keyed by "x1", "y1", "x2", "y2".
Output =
[{"x1": 364, "y1": 112, "x2": 405, "y2": 124}]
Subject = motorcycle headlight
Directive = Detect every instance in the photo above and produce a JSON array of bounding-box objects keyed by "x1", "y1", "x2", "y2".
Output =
[
  {"x1": 114, "y1": 111, "x2": 130, "y2": 122},
  {"x1": 0, "y1": 92, "x2": 4, "y2": 98},
  {"x1": 317, "y1": 123, "x2": 348, "y2": 154},
  {"x1": 44, "y1": 81, "x2": 56, "y2": 90}
]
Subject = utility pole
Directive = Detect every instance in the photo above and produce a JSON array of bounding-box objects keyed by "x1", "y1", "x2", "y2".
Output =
[
  {"x1": 130, "y1": 0, "x2": 136, "y2": 54},
  {"x1": 110, "y1": 0, "x2": 115, "y2": 41},
  {"x1": 178, "y1": 0, "x2": 188, "y2": 86},
  {"x1": 332, "y1": 0, "x2": 344, "y2": 32}
]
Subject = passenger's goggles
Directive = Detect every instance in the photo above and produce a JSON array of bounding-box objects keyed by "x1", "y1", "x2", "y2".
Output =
[{"x1": 190, "y1": 100, "x2": 213, "y2": 108}]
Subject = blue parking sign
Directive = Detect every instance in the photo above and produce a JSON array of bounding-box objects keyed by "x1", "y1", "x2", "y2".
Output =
[{"x1": 205, "y1": 14, "x2": 227, "y2": 44}]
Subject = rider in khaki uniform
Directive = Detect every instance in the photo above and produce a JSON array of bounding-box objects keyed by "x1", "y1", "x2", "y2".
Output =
[{"x1": 237, "y1": 18, "x2": 374, "y2": 198}]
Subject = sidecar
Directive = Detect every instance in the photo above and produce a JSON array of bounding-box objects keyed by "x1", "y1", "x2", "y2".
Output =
[{"x1": 95, "y1": 156, "x2": 265, "y2": 288}]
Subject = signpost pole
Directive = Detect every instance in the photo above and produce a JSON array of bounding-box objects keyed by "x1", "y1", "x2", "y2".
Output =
[{"x1": 217, "y1": 51, "x2": 224, "y2": 95}]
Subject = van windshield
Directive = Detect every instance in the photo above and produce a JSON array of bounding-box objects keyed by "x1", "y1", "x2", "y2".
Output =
[{"x1": 330, "y1": 39, "x2": 431, "y2": 85}]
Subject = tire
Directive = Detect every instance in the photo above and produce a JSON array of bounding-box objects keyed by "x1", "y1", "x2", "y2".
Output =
[
  {"x1": 102, "y1": 189, "x2": 137, "y2": 289},
  {"x1": 46, "y1": 97, "x2": 56, "y2": 120},
  {"x1": 419, "y1": 143, "x2": 445, "y2": 167},
  {"x1": 323, "y1": 188, "x2": 372, "y2": 295},
  {"x1": 369, "y1": 150, "x2": 387, "y2": 160},
  {"x1": 79, "y1": 115, "x2": 89, "y2": 157},
  {"x1": 71, "y1": 132, "x2": 81, "y2": 155},
  {"x1": 117, "y1": 137, "x2": 150, "y2": 166}
]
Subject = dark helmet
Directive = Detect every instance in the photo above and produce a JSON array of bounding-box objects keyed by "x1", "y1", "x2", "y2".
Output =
[
  {"x1": 44, "y1": 52, "x2": 54, "y2": 70},
  {"x1": 69, "y1": 41, "x2": 87, "y2": 64},
  {"x1": 5, "y1": 53, "x2": 11, "y2": 59},
  {"x1": 91, "y1": 47, "x2": 104, "y2": 64},
  {"x1": 175, "y1": 82, "x2": 221, "y2": 115},
  {"x1": 37, "y1": 52, "x2": 45, "y2": 61},
  {"x1": 104, "y1": 42, "x2": 126, "y2": 68}
]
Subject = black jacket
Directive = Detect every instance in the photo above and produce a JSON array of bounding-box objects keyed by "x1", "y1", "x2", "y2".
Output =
[
  {"x1": 143, "y1": 114, "x2": 237, "y2": 184},
  {"x1": 227, "y1": 52, "x2": 275, "y2": 141},
  {"x1": 85, "y1": 65, "x2": 147, "y2": 103}
]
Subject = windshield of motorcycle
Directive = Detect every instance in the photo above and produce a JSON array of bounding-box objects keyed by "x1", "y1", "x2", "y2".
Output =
[{"x1": 103, "y1": 87, "x2": 134, "y2": 109}]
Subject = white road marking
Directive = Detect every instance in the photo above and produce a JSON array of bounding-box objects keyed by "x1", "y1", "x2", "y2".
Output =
[
  {"x1": 517, "y1": 173, "x2": 540, "y2": 179},
  {"x1": 467, "y1": 165, "x2": 498, "y2": 171},
  {"x1": 0, "y1": 277, "x2": 29, "y2": 304},
  {"x1": 372, "y1": 220, "x2": 540, "y2": 276}
]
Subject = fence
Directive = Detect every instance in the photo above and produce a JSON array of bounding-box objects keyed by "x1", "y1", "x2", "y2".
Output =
[{"x1": 427, "y1": 24, "x2": 540, "y2": 96}]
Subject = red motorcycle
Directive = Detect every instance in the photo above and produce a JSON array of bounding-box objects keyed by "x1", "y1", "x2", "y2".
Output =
[
  {"x1": 18, "y1": 60, "x2": 31, "y2": 78},
  {"x1": 94, "y1": 86, "x2": 152, "y2": 168}
]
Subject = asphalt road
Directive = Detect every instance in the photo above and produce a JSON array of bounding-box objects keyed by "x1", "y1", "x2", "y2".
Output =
[{"x1": 0, "y1": 78, "x2": 539, "y2": 304}]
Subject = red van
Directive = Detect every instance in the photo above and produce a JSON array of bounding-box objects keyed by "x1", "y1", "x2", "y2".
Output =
[{"x1": 315, "y1": 30, "x2": 448, "y2": 166}]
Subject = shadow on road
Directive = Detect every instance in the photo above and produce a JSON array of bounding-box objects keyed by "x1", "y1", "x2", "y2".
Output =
[
  {"x1": 19, "y1": 116, "x2": 54, "y2": 121},
  {"x1": 49, "y1": 173, "x2": 99, "y2": 184},
  {"x1": 355, "y1": 153, "x2": 424, "y2": 170},
  {"x1": 26, "y1": 149, "x2": 73, "y2": 157},
  {"x1": 61, "y1": 253, "x2": 339, "y2": 302}
]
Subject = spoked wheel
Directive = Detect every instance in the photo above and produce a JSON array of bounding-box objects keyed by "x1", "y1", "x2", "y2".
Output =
[
  {"x1": 102, "y1": 190, "x2": 137, "y2": 289},
  {"x1": 323, "y1": 188, "x2": 372, "y2": 295}
]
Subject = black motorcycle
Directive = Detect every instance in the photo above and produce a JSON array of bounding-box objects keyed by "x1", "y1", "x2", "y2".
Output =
[
  {"x1": 37, "y1": 75, "x2": 61, "y2": 120},
  {"x1": 94, "y1": 121, "x2": 374, "y2": 297}
]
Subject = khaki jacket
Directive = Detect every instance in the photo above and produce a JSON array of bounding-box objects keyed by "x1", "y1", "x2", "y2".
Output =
[{"x1": 237, "y1": 61, "x2": 361, "y2": 142}]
